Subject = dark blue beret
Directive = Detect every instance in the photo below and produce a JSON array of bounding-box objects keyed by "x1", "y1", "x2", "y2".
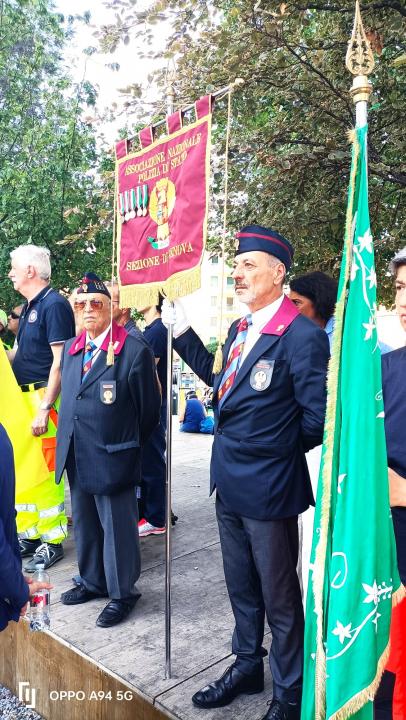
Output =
[
  {"x1": 77, "y1": 272, "x2": 111, "y2": 298},
  {"x1": 235, "y1": 225, "x2": 294, "y2": 271}
]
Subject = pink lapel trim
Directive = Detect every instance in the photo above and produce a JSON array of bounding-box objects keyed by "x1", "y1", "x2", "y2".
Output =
[
  {"x1": 260, "y1": 295, "x2": 300, "y2": 336},
  {"x1": 69, "y1": 330, "x2": 86, "y2": 355},
  {"x1": 68, "y1": 323, "x2": 129, "y2": 356},
  {"x1": 100, "y1": 323, "x2": 128, "y2": 355}
]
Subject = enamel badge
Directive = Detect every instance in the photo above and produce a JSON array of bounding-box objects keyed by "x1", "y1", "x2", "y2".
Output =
[
  {"x1": 100, "y1": 381, "x2": 116, "y2": 404},
  {"x1": 250, "y1": 359, "x2": 275, "y2": 391}
]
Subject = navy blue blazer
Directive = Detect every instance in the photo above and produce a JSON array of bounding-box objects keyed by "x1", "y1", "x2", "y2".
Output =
[
  {"x1": 174, "y1": 297, "x2": 329, "y2": 520},
  {"x1": 0, "y1": 424, "x2": 29, "y2": 631},
  {"x1": 56, "y1": 323, "x2": 161, "y2": 495},
  {"x1": 382, "y1": 347, "x2": 406, "y2": 584}
]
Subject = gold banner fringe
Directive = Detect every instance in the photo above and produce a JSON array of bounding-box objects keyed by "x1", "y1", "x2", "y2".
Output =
[
  {"x1": 119, "y1": 266, "x2": 201, "y2": 309},
  {"x1": 329, "y1": 585, "x2": 406, "y2": 720},
  {"x1": 120, "y1": 284, "x2": 160, "y2": 309},
  {"x1": 313, "y1": 130, "x2": 360, "y2": 720},
  {"x1": 164, "y1": 265, "x2": 201, "y2": 301}
]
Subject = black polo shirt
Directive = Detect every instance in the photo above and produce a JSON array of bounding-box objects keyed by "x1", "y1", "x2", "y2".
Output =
[{"x1": 13, "y1": 286, "x2": 75, "y2": 386}]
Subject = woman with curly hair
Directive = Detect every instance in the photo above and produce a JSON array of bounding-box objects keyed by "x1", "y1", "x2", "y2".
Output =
[{"x1": 289, "y1": 271, "x2": 338, "y2": 349}]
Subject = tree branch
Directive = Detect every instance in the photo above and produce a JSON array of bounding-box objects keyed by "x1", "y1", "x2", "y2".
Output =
[
  {"x1": 291, "y1": 2, "x2": 406, "y2": 17},
  {"x1": 282, "y1": 39, "x2": 354, "y2": 117},
  {"x1": 370, "y1": 167, "x2": 406, "y2": 187}
]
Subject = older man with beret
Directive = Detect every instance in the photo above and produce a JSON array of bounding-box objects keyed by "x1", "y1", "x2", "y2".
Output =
[
  {"x1": 56, "y1": 273, "x2": 160, "y2": 628},
  {"x1": 163, "y1": 225, "x2": 329, "y2": 720}
]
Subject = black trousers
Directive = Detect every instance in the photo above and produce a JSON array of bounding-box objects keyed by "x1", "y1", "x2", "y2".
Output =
[
  {"x1": 140, "y1": 404, "x2": 167, "y2": 527},
  {"x1": 374, "y1": 670, "x2": 395, "y2": 719},
  {"x1": 66, "y1": 444, "x2": 141, "y2": 600},
  {"x1": 216, "y1": 493, "x2": 304, "y2": 704}
]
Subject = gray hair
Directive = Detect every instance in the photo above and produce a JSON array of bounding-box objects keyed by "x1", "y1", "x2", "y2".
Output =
[
  {"x1": 10, "y1": 245, "x2": 51, "y2": 281},
  {"x1": 268, "y1": 253, "x2": 286, "y2": 282},
  {"x1": 389, "y1": 247, "x2": 406, "y2": 277}
]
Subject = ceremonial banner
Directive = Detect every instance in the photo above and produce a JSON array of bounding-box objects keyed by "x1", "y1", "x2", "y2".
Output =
[
  {"x1": 0, "y1": 342, "x2": 48, "y2": 492},
  {"x1": 115, "y1": 95, "x2": 212, "y2": 307},
  {"x1": 301, "y1": 124, "x2": 404, "y2": 720}
]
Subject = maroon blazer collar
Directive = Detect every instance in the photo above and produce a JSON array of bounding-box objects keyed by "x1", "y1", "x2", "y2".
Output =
[
  {"x1": 68, "y1": 322, "x2": 128, "y2": 356},
  {"x1": 260, "y1": 295, "x2": 299, "y2": 336}
]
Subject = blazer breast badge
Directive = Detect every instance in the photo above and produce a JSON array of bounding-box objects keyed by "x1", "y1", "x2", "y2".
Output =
[
  {"x1": 100, "y1": 381, "x2": 116, "y2": 404},
  {"x1": 250, "y1": 359, "x2": 275, "y2": 391}
]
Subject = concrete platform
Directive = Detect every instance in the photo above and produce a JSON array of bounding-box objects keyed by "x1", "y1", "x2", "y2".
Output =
[{"x1": 1, "y1": 426, "x2": 279, "y2": 720}]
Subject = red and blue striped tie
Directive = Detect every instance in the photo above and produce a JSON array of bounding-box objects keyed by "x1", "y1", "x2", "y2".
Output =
[
  {"x1": 82, "y1": 340, "x2": 96, "y2": 381},
  {"x1": 217, "y1": 315, "x2": 252, "y2": 410}
]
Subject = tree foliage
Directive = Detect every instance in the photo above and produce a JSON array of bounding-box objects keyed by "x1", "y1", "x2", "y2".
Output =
[
  {"x1": 99, "y1": 0, "x2": 405, "y2": 302},
  {"x1": 0, "y1": 0, "x2": 113, "y2": 311}
]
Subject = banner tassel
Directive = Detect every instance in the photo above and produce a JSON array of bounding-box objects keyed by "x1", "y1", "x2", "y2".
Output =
[
  {"x1": 212, "y1": 344, "x2": 223, "y2": 374},
  {"x1": 106, "y1": 341, "x2": 115, "y2": 366}
]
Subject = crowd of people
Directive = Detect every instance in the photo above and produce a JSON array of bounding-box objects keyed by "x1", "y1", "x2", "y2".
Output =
[{"x1": 0, "y1": 229, "x2": 404, "y2": 719}]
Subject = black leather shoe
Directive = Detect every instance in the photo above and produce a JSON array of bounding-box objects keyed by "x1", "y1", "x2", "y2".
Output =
[
  {"x1": 261, "y1": 698, "x2": 301, "y2": 720},
  {"x1": 96, "y1": 595, "x2": 141, "y2": 628},
  {"x1": 60, "y1": 584, "x2": 107, "y2": 605},
  {"x1": 192, "y1": 663, "x2": 264, "y2": 709}
]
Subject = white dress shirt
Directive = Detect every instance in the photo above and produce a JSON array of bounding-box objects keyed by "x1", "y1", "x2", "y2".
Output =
[
  {"x1": 85, "y1": 325, "x2": 111, "y2": 366},
  {"x1": 239, "y1": 295, "x2": 284, "y2": 366}
]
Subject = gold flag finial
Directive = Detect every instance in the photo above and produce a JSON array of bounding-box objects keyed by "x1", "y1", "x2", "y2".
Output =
[
  {"x1": 346, "y1": 0, "x2": 375, "y2": 76},
  {"x1": 346, "y1": 1, "x2": 374, "y2": 105}
]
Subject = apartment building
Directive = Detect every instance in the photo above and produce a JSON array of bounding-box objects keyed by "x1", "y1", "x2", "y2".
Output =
[{"x1": 183, "y1": 251, "x2": 244, "y2": 345}]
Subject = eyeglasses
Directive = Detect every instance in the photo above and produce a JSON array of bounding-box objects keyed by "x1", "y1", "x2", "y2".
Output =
[
  {"x1": 74, "y1": 299, "x2": 104, "y2": 311},
  {"x1": 9, "y1": 311, "x2": 21, "y2": 320}
]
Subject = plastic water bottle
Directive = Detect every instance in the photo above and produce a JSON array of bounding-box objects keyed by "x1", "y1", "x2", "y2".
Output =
[{"x1": 29, "y1": 563, "x2": 50, "y2": 632}]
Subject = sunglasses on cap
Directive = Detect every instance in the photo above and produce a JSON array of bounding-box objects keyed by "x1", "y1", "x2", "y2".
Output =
[
  {"x1": 9, "y1": 311, "x2": 21, "y2": 320},
  {"x1": 74, "y1": 299, "x2": 104, "y2": 311}
]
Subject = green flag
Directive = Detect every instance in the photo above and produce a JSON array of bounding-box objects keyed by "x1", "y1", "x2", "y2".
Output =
[{"x1": 301, "y1": 123, "x2": 404, "y2": 720}]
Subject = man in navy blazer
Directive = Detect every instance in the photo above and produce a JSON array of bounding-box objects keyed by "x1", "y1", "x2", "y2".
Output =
[
  {"x1": 0, "y1": 424, "x2": 51, "y2": 631},
  {"x1": 56, "y1": 273, "x2": 160, "y2": 628},
  {"x1": 163, "y1": 226, "x2": 329, "y2": 720}
]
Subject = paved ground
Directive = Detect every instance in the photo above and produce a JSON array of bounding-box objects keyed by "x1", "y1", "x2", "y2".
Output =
[
  {"x1": 2, "y1": 423, "x2": 320, "y2": 720},
  {"x1": 0, "y1": 685, "x2": 43, "y2": 719}
]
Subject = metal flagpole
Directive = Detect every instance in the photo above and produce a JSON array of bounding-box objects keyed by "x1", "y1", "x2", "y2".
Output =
[
  {"x1": 161, "y1": 74, "x2": 244, "y2": 679},
  {"x1": 127, "y1": 80, "x2": 244, "y2": 145},
  {"x1": 164, "y1": 70, "x2": 175, "y2": 681}
]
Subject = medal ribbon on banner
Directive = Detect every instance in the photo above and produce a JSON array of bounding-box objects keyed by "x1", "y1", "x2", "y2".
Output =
[{"x1": 115, "y1": 95, "x2": 213, "y2": 308}]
